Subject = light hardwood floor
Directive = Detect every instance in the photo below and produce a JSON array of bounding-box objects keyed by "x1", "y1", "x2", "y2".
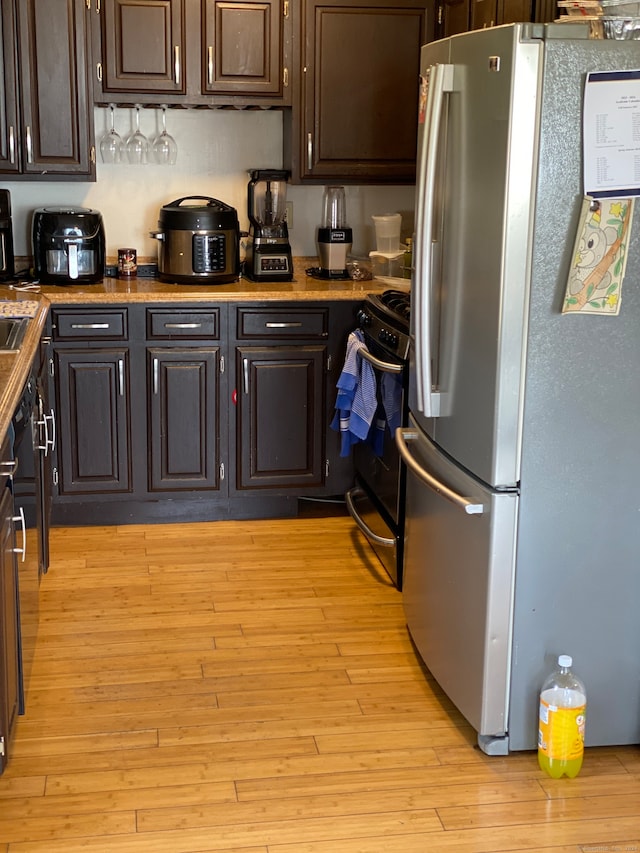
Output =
[{"x1": 1, "y1": 513, "x2": 639, "y2": 852}]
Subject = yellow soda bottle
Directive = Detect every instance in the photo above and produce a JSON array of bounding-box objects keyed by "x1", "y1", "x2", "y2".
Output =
[{"x1": 538, "y1": 655, "x2": 586, "y2": 778}]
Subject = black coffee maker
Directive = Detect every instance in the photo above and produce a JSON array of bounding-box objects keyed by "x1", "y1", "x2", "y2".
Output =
[
  {"x1": 0, "y1": 190, "x2": 15, "y2": 282},
  {"x1": 244, "y1": 169, "x2": 293, "y2": 281}
]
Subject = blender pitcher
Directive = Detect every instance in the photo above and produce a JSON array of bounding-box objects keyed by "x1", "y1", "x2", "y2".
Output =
[{"x1": 317, "y1": 186, "x2": 352, "y2": 278}]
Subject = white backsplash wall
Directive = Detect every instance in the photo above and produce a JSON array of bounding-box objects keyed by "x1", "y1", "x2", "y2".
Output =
[{"x1": 4, "y1": 107, "x2": 415, "y2": 263}]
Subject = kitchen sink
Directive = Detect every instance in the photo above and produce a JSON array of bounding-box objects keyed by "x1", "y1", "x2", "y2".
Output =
[{"x1": 0, "y1": 317, "x2": 28, "y2": 351}]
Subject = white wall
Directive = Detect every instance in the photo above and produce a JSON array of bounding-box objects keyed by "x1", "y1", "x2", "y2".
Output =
[{"x1": 4, "y1": 107, "x2": 416, "y2": 264}]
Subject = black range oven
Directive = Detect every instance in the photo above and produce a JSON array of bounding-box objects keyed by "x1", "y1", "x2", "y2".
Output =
[{"x1": 345, "y1": 290, "x2": 410, "y2": 590}]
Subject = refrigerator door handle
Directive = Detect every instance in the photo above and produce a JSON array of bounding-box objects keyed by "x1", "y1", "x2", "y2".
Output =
[
  {"x1": 396, "y1": 428, "x2": 485, "y2": 515},
  {"x1": 414, "y1": 62, "x2": 454, "y2": 419}
]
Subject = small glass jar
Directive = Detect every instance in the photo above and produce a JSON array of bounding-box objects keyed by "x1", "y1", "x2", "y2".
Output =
[{"x1": 118, "y1": 248, "x2": 137, "y2": 278}]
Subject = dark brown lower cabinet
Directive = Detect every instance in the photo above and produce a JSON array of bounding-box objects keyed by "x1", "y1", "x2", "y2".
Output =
[
  {"x1": 0, "y1": 442, "x2": 19, "y2": 773},
  {"x1": 49, "y1": 300, "x2": 357, "y2": 523},
  {"x1": 54, "y1": 348, "x2": 131, "y2": 494},
  {"x1": 147, "y1": 347, "x2": 223, "y2": 492},
  {"x1": 235, "y1": 345, "x2": 325, "y2": 489}
]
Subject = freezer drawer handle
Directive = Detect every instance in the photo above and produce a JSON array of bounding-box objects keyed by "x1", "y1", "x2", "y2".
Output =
[
  {"x1": 345, "y1": 486, "x2": 396, "y2": 547},
  {"x1": 396, "y1": 428, "x2": 484, "y2": 515}
]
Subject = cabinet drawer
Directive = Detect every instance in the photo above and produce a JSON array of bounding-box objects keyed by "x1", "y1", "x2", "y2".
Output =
[
  {"x1": 237, "y1": 307, "x2": 328, "y2": 339},
  {"x1": 52, "y1": 309, "x2": 128, "y2": 341},
  {"x1": 146, "y1": 309, "x2": 220, "y2": 340}
]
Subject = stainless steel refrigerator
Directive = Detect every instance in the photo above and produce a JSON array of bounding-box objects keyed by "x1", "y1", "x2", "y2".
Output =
[{"x1": 397, "y1": 22, "x2": 640, "y2": 754}]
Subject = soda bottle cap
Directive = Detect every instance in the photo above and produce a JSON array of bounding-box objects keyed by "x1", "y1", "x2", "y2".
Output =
[{"x1": 558, "y1": 654, "x2": 572, "y2": 668}]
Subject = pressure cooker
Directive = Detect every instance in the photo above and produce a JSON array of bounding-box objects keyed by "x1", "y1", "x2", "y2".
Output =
[{"x1": 150, "y1": 196, "x2": 240, "y2": 284}]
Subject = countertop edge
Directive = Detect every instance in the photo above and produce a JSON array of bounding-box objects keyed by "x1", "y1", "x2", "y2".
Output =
[{"x1": 0, "y1": 295, "x2": 50, "y2": 445}]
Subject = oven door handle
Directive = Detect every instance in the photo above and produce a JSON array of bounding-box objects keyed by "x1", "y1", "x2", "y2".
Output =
[
  {"x1": 357, "y1": 348, "x2": 403, "y2": 374},
  {"x1": 345, "y1": 486, "x2": 396, "y2": 547}
]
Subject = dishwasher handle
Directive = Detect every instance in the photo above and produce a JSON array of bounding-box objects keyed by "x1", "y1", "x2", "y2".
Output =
[{"x1": 396, "y1": 428, "x2": 485, "y2": 515}]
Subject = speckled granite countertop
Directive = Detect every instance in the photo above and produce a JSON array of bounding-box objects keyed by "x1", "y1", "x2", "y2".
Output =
[
  {"x1": 0, "y1": 290, "x2": 50, "y2": 444},
  {"x1": 15, "y1": 258, "x2": 409, "y2": 304}
]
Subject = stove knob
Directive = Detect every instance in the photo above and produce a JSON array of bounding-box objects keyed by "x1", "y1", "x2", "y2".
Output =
[
  {"x1": 379, "y1": 328, "x2": 399, "y2": 348},
  {"x1": 357, "y1": 309, "x2": 372, "y2": 327}
]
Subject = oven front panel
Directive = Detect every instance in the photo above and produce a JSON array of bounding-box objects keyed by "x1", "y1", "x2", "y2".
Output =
[{"x1": 352, "y1": 337, "x2": 407, "y2": 528}]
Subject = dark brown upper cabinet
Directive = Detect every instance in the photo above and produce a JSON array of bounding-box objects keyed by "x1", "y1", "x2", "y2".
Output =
[
  {"x1": 469, "y1": 0, "x2": 555, "y2": 30},
  {"x1": 96, "y1": 0, "x2": 186, "y2": 97},
  {"x1": 92, "y1": 0, "x2": 290, "y2": 106},
  {"x1": 203, "y1": 0, "x2": 286, "y2": 98},
  {"x1": 284, "y1": 0, "x2": 435, "y2": 185},
  {"x1": 470, "y1": 0, "x2": 531, "y2": 28},
  {"x1": 436, "y1": 0, "x2": 470, "y2": 35},
  {"x1": 0, "y1": 0, "x2": 95, "y2": 179}
]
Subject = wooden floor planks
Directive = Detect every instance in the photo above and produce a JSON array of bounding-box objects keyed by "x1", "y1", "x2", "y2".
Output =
[{"x1": 0, "y1": 514, "x2": 638, "y2": 852}]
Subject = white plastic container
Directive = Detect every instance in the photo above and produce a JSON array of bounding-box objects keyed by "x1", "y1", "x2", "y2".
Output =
[
  {"x1": 372, "y1": 213, "x2": 402, "y2": 254},
  {"x1": 538, "y1": 655, "x2": 587, "y2": 778}
]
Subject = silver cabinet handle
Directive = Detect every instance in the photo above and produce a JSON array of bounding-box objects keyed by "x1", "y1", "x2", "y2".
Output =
[
  {"x1": 153, "y1": 357, "x2": 159, "y2": 395},
  {"x1": 164, "y1": 323, "x2": 202, "y2": 329},
  {"x1": 0, "y1": 459, "x2": 18, "y2": 478},
  {"x1": 307, "y1": 132, "x2": 313, "y2": 171},
  {"x1": 70, "y1": 323, "x2": 110, "y2": 329},
  {"x1": 207, "y1": 46, "x2": 214, "y2": 86},
  {"x1": 40, "y1": 409, "x2": 56, "y2": 455},
  {"x1": 357, "y1": 348, "x2": 403, "y2": 374},
  {"x1": 26, "y1": 125, "x2": 33, "y2": 163},
  {"x1": 118, "y1": 359, "x2": 125, "y2": 397},
  {"x1": 345, "y1": 487, "x2": 396, "y2": 547},
  {"x1": 9, "y1": 127, "x2": 15, "y2": 164},
  {"x1": 243, "y1": 357, "x2": 249, "y2": 394},
  {"x1": 12, "y1": 507, "x2": 26, "y2": 562},
  {"x1": 395, "y1": 428, "x2": 484, "y2": 515},
  {"x1": 174, "y1": 45, "x2": 181, "y2": 86},
  {"x1": 96, "y1": 61, "x2": 103, "y2": 83},
  {"x1": 265, "y1": 321, "x2": 302, "y2": 328}
]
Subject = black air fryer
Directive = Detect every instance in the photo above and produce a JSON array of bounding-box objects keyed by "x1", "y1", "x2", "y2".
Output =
[{"x1": 32, "y1": 207, "x2": 105, "y2": 284}]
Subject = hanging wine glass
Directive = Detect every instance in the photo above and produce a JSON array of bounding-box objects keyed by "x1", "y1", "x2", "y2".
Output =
[
  {"x1": 99, "y1": 104, "x2": 123, "y2": 164},
  {"x1": 152, "y1": 105, "x2": 178, "y2": 165},
  {"x1": 126, "y1": 105, "x2": 149, "y2": 165}
]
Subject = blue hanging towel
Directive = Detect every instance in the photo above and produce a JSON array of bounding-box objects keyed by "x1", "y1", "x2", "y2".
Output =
[
  {"x1": 331, "y1": 330, "x2": 378, "y2": 456},
  {"x1": 380, "y1": 370, "x2": 403, "y2": 434}
]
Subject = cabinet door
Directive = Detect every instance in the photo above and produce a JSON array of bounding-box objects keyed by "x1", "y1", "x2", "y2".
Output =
[
  {"x1": 13, "y1": 337, "x2": 54, "y2": 580},
  {"x1": 0, "y1": 3, "x2": 19, "y2": 174},
  {"x1": 99, "y1": 0, "x2": 186, "y2": 95},
  {"x1": 497, "y1": 0, "x2": 532, "y2": 21},
  {"x1": 437, "y1": 0, "x2": 469, "y2": 35},
  {"x1": 147, "y1": 347, "x2": 223, "y2": 492},
  {"x1": 203, "y1": 0, "x2": 283, "y2": 97},
  {"x1": 236, "y1": 345, "x2": 325, "y2": 489},
  {"x1": 0, "y1": 480, "x2": 19, "y2": 774},
  {"x1": 298, "y1": 0, "x2": 433, "y2": 183},
  {"x1": 469, "y1": 0, "x2": 496, "y2": 27},
  {"x1": 15, "y1": 0, "x2": 94, "y2": 176},
  {"x1": 55, "y1": 348, "x2": 131, "y2": 494}
]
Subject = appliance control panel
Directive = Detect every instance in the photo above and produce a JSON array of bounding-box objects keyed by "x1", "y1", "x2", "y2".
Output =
[
  {"x1": 258, "y1": 255, "x2": 290, "y2": 272},
  {"x1": 193, "y1": 234, "x2": 226, "y2": 272}
]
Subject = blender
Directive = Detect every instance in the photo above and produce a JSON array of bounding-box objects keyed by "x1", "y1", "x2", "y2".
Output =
[
  {"x1": 316, "y1": 186, "x2": 352, "y2": 278},
  {"x1": 244, "y1": 169, "x2": 293, "y2": 281}
]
